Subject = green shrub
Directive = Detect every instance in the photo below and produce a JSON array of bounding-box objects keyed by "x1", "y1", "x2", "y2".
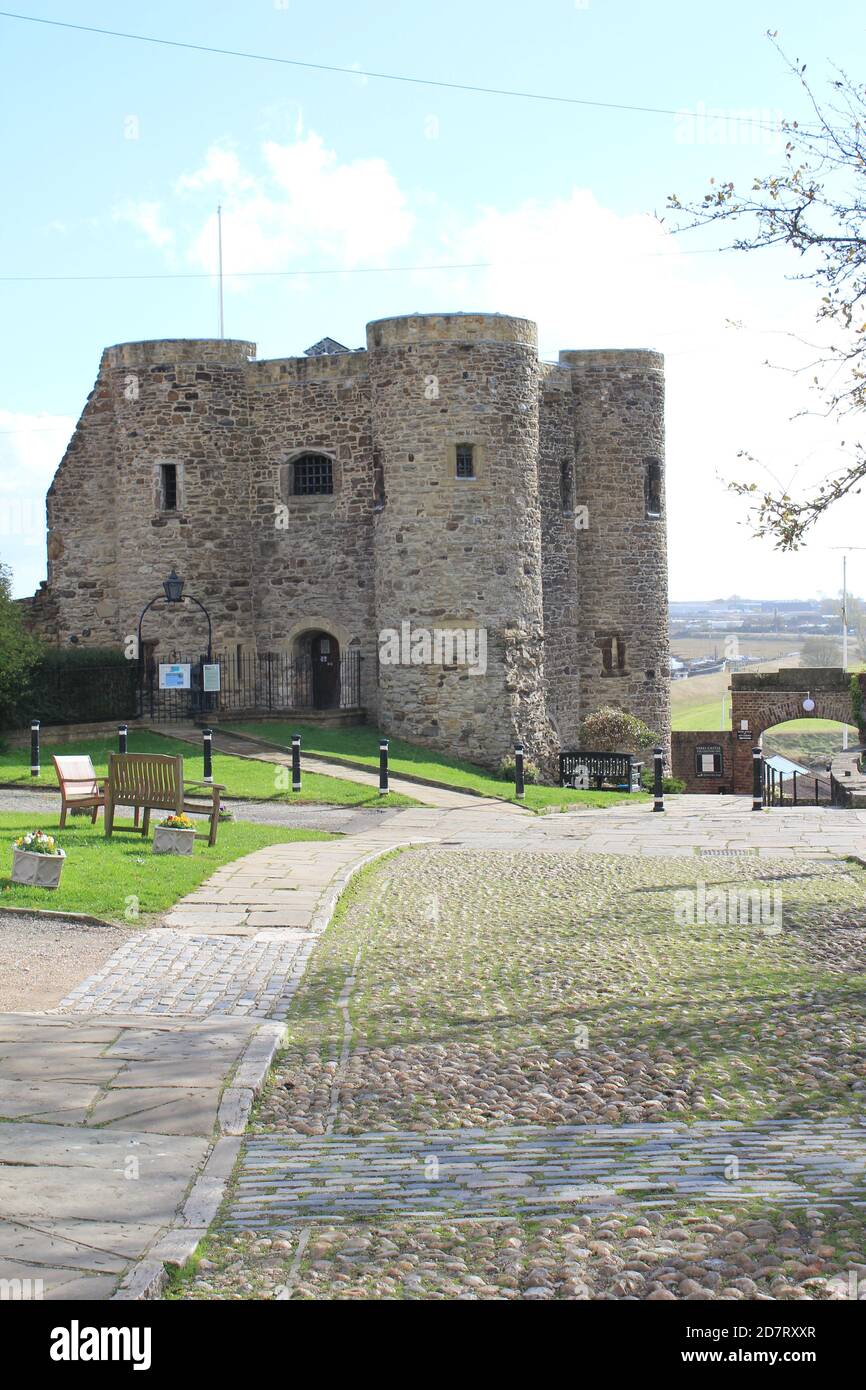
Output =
[
  {"x1": 0, "y1": 563, "x2": 43, "y2": 728},
  {"x1": 641, "y1": 767, "x2": 685, "y2": 794},
  {"x1": 30, "y1": 647, "x2": 138, "y2": 725},
  {"x1": 851, "y1": 673, "x2": 866, "y2": 738},
  {"x1": 578, "y1": 707, "x2": 658, "y2": 753},
  {"x1": 497, "y1": 756, "x2": 540, "y2": 785}
]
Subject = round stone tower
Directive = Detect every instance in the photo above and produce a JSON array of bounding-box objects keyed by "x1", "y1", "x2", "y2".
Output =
[
  {"x1": 369, "y1": 312, "x2": 555, "y2": 770},
  {"x1": 105, "y1": 338, "x2": 256, "y2": 656},
  {"x1": 560, "y1": 348, "x2": 670, "y2": 755}
]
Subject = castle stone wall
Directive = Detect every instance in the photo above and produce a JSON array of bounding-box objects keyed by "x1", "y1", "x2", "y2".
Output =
[
  {"x1": 562, "y1": 349, "x2": 670, "y2": 755},
  {"x1": 248, "y1": 350, "x2": 379, "y2": 713},
  {"x1": 25, "y1": 316, "x2": 670, "y2": 773},
  {"x1": 369, "y1": 312, "x2": 555, "y2": 768}
]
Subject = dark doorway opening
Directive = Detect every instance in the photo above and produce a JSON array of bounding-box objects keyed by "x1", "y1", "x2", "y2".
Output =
[{"x1": 309, "y1": 632, "x2": 340, "y2": 709}]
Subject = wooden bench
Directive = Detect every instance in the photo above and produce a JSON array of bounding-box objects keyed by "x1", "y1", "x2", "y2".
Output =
[
  {"x1": 104, "y1": 752, "x2": 224, "y2": 846},
  {"x1": 53, "y1": 755, "x2": 106, "y2": 827}
]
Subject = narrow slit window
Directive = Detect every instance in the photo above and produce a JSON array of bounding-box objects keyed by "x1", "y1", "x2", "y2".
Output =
[
  {"x1": 160, "y1": 463, "x2": 178, "y2": 512},
  {"x1": 455, "y1": 443, "x2": 475, "y2": 479},
  {"x1": 293, "y1": 453, "x2": 333, "y2": 496},
  {"x1": 373, "y1": 455, "x2": 386, "y2": 509},
  {"x1": 645, "y1": 458, "x2": 662, "y2": 518},
  {"x1": 560, "y1": 458, "x2": 575, "y2": 512}
]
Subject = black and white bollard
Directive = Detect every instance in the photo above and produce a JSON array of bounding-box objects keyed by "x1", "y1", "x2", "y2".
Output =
[
  {"x1": 118, "y1": 723, "x2": 128, "y2": 755},
  {"x1": 652, "y1": 746, "x2": 665, "y2": 812},
  {"x1": 514, "y1": 742, "x2": 525, "y2": 800},
  {"x1": 291, "y1": 735, "x2": 301, "y2": 794},
  {"x1": 752, "y1": 745, "x2": 763, "y2": 811},
  {"x1": 30, "y1": 719, "x2": 40, "y2": 778},
  {"x1": 379, "y1": 738, "x2": 389, "y2": 795},
  {"x1": 202, "y1": 727, "x2": 213, "y2": 784}
]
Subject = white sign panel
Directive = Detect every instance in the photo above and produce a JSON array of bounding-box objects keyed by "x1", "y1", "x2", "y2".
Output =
[
  {"x1": 158, "y1": 663, "x2": 191, "y2": 690},
  {"x1": 202, "y1": 664, "x2": 221, "y2": 692},
  {"x1": 700, "y1": 754, "x2": 716, "y2": 773}
]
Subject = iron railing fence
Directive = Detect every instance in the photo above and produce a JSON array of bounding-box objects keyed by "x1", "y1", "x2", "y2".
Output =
[
  {"x1": 761, "y1": 761, "x2": 840, "y2": 807},
  {"x1": 138, "y1": 649, "x2": 362, "y2": 723}
]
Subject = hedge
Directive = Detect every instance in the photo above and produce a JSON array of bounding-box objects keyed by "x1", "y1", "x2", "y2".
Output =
[{"x1": 29, "y1": 648, "x2": 138, "y2": 725}]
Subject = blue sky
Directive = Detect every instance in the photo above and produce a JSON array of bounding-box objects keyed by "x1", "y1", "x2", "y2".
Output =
[{"x1": 2, "y1": 0, "x2": 865, "y2": 601}]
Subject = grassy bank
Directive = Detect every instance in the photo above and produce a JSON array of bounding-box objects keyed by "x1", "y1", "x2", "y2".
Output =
[
  {"x1": 224, "y1": 720, "x2": 648, "y2": 811},
  {"x1": 0, "y1": 811, "x2": 334, "y2": 922},
  {"x1": 0, "y1": 730, "x2": 417, "y2": 808}
]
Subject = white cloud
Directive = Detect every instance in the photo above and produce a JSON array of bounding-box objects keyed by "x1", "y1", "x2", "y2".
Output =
[
  {"x1": 0, "y1": 411, "x2": 74, "y2": 597},
  {"x1": 113, "y1": 200, "x2": 174, "y2": 249},
  {"x1": 178, "y1": 132, "x2": 414, "y2": 275},
  {"x1": 175, "y1": 147, "x2": 254, "y2": 194}
]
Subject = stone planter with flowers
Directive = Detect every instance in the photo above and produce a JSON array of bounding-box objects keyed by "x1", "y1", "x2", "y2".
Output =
[
  {"x1": 152, "y1": 813, "x2": 196, "y2": 856},
  {"x1": 12, "y1": 830, "x2": 66, "y2": 889}
]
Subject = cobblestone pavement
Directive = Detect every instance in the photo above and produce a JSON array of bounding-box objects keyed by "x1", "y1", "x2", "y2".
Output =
[
  {"x1": 58, "y1": 931, "x2": 313, "y2": 1019},
  {"x1": 226, "y1": 1119, "x2": 866, "y2": 1224},
  {"x1": 176, "y1": 842, "x2": 866, "y2": 1300},
  {"x1": 7, "y1": 791, "x2": 866, "y2": 1301}
]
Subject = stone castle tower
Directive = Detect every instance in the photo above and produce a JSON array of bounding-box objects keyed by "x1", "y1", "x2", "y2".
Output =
[{"x1": 26, "y1": 312, "x2": 670, "y2": 770}]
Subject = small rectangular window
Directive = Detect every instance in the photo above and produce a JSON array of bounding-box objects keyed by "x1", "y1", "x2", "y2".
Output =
[
  {"x1": 455, "y1": 443, "x2": 475, "y2": 479},
  {"x1": 160, "y1": 463, "x2": 178, "y2": 511}
]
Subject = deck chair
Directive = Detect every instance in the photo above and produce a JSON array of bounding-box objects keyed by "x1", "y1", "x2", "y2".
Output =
[{"x1": 52, "y1": 755, "x2": 106, "y2": 828}]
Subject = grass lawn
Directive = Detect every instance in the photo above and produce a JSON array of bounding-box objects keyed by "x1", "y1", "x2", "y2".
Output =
[
  {"x1": 0, "y1": 811, "x2": 334, "y2": 923},
  {"x1": 0, "y1": 730, "x2": 417, "y2": 808},
  {"x1": 224, "y1": 720, "x2": 647, "y2": 812}
]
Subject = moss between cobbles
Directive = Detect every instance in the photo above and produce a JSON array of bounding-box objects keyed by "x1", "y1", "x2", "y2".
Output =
[
  {"x1": 169, "y1": 849, "x2": 866, "y2": 1301},
  {"x1": 171, "y1": 1203, "x2": 866, "y2": 1301}
]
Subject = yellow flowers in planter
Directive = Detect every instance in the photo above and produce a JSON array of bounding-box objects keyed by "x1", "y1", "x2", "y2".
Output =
[
  {"x1": 12, "y1": 830, "x2": 66, "y2": 887},
  {"x1": 153, "y1": 813, "x2": 196, "y2": 856},
  {"x1": 13, "y1": 829, "x2": 62, "y2": 855}
]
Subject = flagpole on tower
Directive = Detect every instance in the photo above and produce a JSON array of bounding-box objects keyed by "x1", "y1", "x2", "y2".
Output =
[{"x1": 217, "y1": 204, "x2": 225, "y2": 340}]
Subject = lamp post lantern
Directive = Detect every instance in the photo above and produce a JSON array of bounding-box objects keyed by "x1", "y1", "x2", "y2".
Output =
[
  {"x1": 162, "y1": 569, "x2": 185, "y2": 604},
  {"x1": 136, "y1": 571, "x2": 214, "y2": 718},
  {"x1": 137, "y1": 571, "x2": 213, "y2": 665}
]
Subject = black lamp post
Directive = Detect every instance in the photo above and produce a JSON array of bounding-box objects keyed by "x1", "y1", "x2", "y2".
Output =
[
  {"x1": 137, "y1": 569, "x2": 213, "y2": 664},
  {"x1": 136, "y1": 571, "x2": 214, "y2": 720}
]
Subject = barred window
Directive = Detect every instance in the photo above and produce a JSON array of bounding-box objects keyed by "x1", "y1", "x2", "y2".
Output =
[
  {"x1": 293, "y1": 453, "x2": 333, "y2": 496},
  {"x1": 455, "y1": 443, "x2": 475, "y2": 479}
]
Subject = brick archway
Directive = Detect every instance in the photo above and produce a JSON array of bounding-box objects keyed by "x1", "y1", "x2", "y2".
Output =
[{"x1": 729, "y1": 669, "x2": 853, "y2": 793}]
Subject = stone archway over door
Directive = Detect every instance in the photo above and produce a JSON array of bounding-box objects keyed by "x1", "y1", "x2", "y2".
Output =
[{"x1": 729, "y1": 668, "x2": 853, "y2": 794}]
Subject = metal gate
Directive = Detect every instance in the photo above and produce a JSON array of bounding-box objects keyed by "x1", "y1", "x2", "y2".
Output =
[{"x1": 139, "y1": 649, "x2": 362, "y2": 723}]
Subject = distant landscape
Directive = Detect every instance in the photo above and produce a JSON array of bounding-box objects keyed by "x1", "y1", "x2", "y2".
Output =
[{"x1": 669, "y1": 598, "x2": 861, "y2": 769}]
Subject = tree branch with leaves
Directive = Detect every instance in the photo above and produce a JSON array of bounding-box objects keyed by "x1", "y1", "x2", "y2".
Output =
[{"x1": 668, "y1": 31, "x2": 866, "y2": 549}]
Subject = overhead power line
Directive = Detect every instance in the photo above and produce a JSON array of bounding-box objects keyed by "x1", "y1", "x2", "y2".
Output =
[
  {"x1": 0, "y1": 246, "x2": 734, "y2": 285},
  {"x1": 0, "y1": 9, "x2": 790, "y2": 132}
]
